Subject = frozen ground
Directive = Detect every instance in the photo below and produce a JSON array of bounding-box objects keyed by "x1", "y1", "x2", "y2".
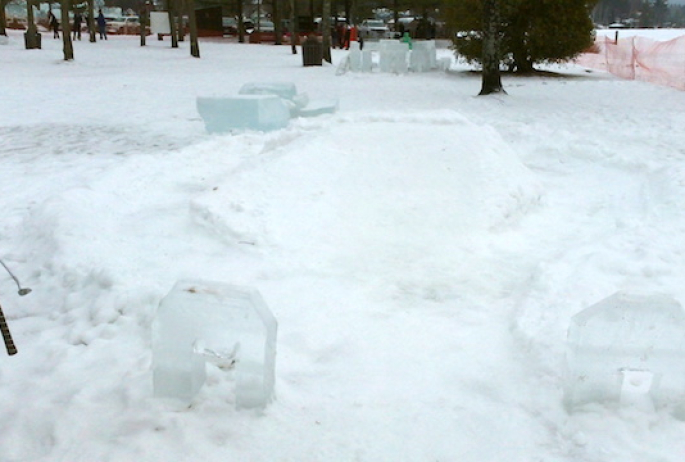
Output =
[{"x1": 2, "y1": 29, "x2": 685, "y2": 461}]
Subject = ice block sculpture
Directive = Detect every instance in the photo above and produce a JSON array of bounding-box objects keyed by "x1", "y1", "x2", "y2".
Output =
[
  {"x1": 564, "y1": 291, "x2": 685, "y2": 411},
  {"x1": 196, "y1": 95, "x2": 290, "y2": 133},
  {"x1": 409, "y1": 41, "x2": 436, "y2": 72},
  {"x1": 152, "y1": 280, "x2": 277, "y2": 409},
  {"x1": 361, "y1": 50, "x2": 373, "y2": 72},
  {"x1": 348, "y1": 42, "x2": 362, "y2": 72},
  {"x1": 379, "y1": 40, "x2": 409, "y2": 74}
]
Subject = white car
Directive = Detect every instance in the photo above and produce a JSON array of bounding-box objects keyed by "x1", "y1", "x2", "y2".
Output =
[
  {"x1": 358, "y1": 19, "x2": 391, "y2": 39},
  {"x1": 107, "y1": 16, "x2": 141, "y2": 35}
]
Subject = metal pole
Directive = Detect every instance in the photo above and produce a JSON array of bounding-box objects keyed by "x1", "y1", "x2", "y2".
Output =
[{"x1": 0, "y1": 302, "x2": 17, "y2": 355}]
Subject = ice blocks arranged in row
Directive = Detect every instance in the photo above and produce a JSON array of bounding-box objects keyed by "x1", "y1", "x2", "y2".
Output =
[
  {"x1": 152, "y1": 280, "x2": 277, "y2": 409},
  {"x1": 347, "y1": 39, "x2": 447, "y2": 74}
]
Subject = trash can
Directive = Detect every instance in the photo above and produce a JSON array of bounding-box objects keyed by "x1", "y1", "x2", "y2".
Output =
[
  {"x1": 24, "y1": 31, "x2": 42, "y2": 50},
  {"x1": 302, "y1": 35, "x2": 322, "y2": 66}
]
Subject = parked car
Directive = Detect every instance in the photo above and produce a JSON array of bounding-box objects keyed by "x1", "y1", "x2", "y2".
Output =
[
  {"x1": 107, "y1": 16, "x2": 142, "y2": 35},
  {"x1": 222, "y1": 17, "x2": 238, "y2": 35},
  {"x1": 252, "y1": 20, "x2": 274, "y2": 33},
  {"x1": 6, "y1": 17, "x2": 28, "y2": 30},
  {"x1": 358, "y1": 19, "x2": 390, "y2": 39},
  {"x1": 222, "y1": 17, "x2": 259, "y2": 36}
]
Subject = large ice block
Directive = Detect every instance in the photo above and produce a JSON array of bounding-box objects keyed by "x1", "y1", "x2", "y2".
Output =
[
  {"x1": 379, "y1": 41, "x2": 409, "y2": 74},
  {"x1": 152, "y1": 280, "x2": 278, "y2": 409},
  {"x1": 348, "y1": 42, "x2": 362, "y2": 72},
  {"x1": 196, "y1": 95, "x2": 290, "y2": 133},
  {"x1": 409, "y1": 41, "x2": 436, "y2": 72},
  {"x1": 564, "y1": 291, "x2": 685, "y2": 411},
  {"x1": 361, "y1": 50, "x2": 373, "y2": 72}
]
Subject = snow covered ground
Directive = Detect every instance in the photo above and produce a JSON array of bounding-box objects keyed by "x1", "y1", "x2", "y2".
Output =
[{"x1": 2, "y1": 29, "x2": 685, "y2": 462}]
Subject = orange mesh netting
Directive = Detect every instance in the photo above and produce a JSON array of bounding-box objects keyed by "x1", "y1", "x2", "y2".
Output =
[{"x1": 576, "y1": 35, "x2": 685, "y2": 90}]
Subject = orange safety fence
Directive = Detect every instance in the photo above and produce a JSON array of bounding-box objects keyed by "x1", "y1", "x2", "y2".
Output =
[{"x1": 575, "y1": 34, "x2": 685, "y2": 90}]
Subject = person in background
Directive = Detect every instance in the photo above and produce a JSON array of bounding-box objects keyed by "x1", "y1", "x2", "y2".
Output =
[
  {"x1": 49, "y1": 11, "x2": 59, "y2": 39},
  {"x1": 97, "y1": 9, "x2": 107, "y2": 40},
  {"x1": 73, "y1": 12, "x2": 83, "y2": 40}
]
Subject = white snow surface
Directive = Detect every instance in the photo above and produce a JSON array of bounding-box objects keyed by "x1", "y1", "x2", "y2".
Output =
[{"x1": 2, "y1": 30, "x2": 685, "y2": 462}]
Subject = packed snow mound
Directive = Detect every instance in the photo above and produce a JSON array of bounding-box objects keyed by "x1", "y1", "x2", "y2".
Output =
[{"x1": 191, "y1": 111, "x2": 542, "y2": 259}]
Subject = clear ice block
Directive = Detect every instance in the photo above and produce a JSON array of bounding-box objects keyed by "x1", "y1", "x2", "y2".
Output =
[
  {"x1": 152, "y1": 280, "x2": 277, "y2": 409},
  {"x1": 564, "y1": 291, "x2": 685, "y2": 411},
  {"x1": 196, "y1": 95, "x2": 290, "y2": 133}
]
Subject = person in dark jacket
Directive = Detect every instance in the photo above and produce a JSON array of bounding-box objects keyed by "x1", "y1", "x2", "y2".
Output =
[
  {"x1": 97, "y1": 9, "x2": 107, "y2": 40},
  {"x1": 73, "y1": 12, "x2": 83, "y2": 40},
  {"x1": 49, "y1": 11, "x2": 59, "y2": 39}
]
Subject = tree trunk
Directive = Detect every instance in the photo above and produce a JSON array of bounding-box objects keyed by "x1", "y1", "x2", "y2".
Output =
[
  {"x1": 25, "y1": 0, "x2": 40, "y2": 48},
  {"x1": 322, "y1": 0, "x2": 331, "y2": 62},
  {"x1": 140, "y1": 1, "x2": 147, "y2": 46},
  {"x1": 289, "y1": 0, "x2": 298, "y2": 54},
  {"x1": 88, "y1": 0, "x2": 96, "y2": 42},
  {"x1": 479, "y1": 0, "x2": 504, "y2": 95},
  {"x1": 168, "y1": 0, "x2": 178, "y2": 48},
  {"x1": 237, "y1": 0, "x2": 245, "y2": 43},
  {"x1": 177, "y1": 0, "x2": 185, "y2": 42},
  {"x1": 61, "y1": 0, "x2": 74, "y2": 59},
  {"x1": 393, "y1": 0, "x2": 398, "y2": 37},
  {"x1": 273, "y1": 0, "x2": 281, "y2": 45},
  {"x1": 0, "y1": 0, "x2": 7, "y2": 36},
  {"x1": 187, "y1": 0, "x2": 199, "y2": 57}
]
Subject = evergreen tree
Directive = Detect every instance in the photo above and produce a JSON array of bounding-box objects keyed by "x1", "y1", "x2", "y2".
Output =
[{"x1": 448, "y1": 0, "x2": 598, "y2": 73}]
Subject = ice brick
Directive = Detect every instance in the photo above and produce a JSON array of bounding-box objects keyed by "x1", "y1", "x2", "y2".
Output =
[
  {"x1": 410, "y1": 41, "x2": 436, "y2": 72},
  {"x1": 361, "y1": 50, "x2": 373, "y2": 72},
  {"x1": 379, "y1": 41, "x2": 409, "y2": 73},
  {"x1": 349, "y1": 42, "x2": 362, "y2": 72},
  {"x1": 152, "y1": 280, "x2": 278, "y2": 409},
  {"x1": 196, "y1": 95, "x2": 290, "y2": 133},
  {"x1": 564, "y1": 291, "x2": 685, "y2": 411}
]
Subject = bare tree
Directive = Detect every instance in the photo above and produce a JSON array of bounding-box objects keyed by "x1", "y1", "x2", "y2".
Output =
[
  {"x1": 187, "y1": 0, "x2": 199, "y2": 57},
  {"x1": 237, "y1": 0, "x2": 245, "y2": 43},
  {"x1": 139, "y1": 1, "x2": 147, "y2": 46},
  {"x1": 322, "y1": 0, "x2": 332, "y2": 62},
  {"x1": 87, "y1": 0, "x2": 96, "y2": 42},
  {"x1": 289, "y1": 0, "x2": 299, "y2": 54},
  {"x1": 167, "y1": 0, "x2": 179, "y2": 48},
  {"x1": 177, "y1": 0, "x2": 185, "y2": 42},
  {"x1": 61, "y1": 0, "x2": 74, "y2": 59},
  {"x1": 0, "y1": 0, "x2": 7, "y2": 36},
  {"x1": 24, "y1": 0, "x2": 41, "y2": 48},
  {"x1": 479, "y1": 0, "x2": 505, "y2": 95},
  {"x1": 273, "y1": 0, "x2": 282, "y2": 45}
]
